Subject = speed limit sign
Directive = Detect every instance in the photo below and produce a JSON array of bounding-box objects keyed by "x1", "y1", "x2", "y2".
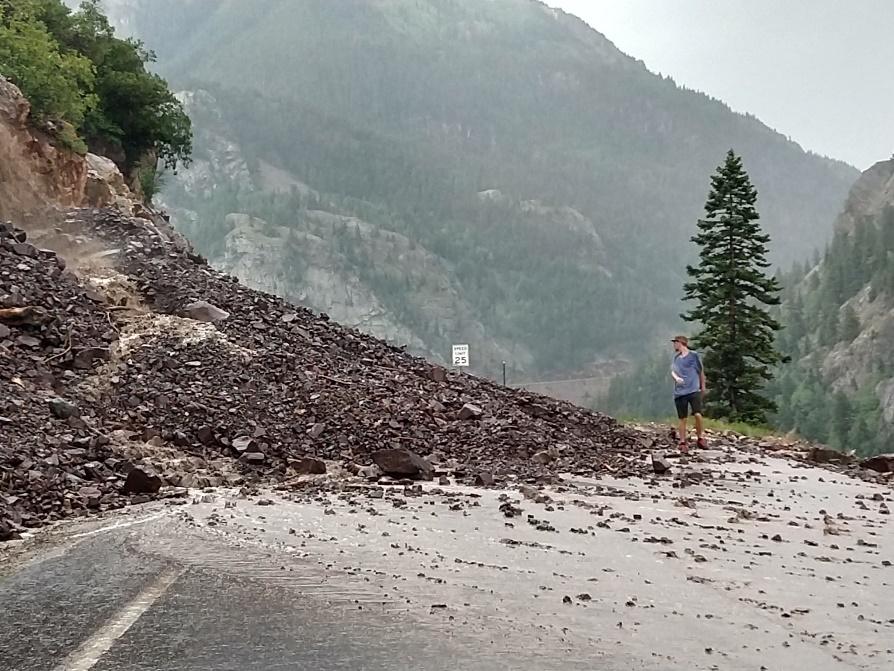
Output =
[{"x1": 452, "y1": 344, "x2": 469, "y2": 367}]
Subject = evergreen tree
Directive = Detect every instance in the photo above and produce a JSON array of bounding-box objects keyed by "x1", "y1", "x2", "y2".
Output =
[{"x1": 683, "y1": 150, "x2": 784, "y2": 423}]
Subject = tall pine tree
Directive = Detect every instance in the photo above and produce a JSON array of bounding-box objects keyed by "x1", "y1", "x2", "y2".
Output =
[{"x1": 683, "y1": 150, "x2": 783, "y2": 423}]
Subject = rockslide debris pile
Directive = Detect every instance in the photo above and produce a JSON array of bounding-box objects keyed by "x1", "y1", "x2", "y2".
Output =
[{"x1": 1, "y1": 208, "x2": 660, "y2": 540}]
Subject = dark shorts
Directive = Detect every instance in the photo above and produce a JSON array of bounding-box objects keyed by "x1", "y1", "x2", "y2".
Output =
[{"x1": 674, "y1": 392, "x2": 703, "y2": 419}]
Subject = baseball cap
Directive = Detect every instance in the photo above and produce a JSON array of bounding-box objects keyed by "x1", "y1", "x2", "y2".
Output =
[{"x1": 671, "y1": 335, "x2": 689, "y2": 346}]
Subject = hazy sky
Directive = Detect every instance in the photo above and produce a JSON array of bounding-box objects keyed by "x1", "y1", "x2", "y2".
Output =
[{"x1": 548, "y1": 0, "x2": 894, "y2": 169}]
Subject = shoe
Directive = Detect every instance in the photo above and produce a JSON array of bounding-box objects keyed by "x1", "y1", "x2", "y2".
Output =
[
  {"x1": 678, "y1": 441, "x2": 689, "y2": 455},
  {"x1": 696, "y1": 438, "x2": 708, "y2": 450}
]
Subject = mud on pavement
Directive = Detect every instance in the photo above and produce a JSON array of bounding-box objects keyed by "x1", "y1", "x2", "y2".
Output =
[{"x1": 2, "y1": 440, "x2": 891, "y2": 671}]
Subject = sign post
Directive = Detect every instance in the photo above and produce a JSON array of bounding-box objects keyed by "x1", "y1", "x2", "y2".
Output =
[{"x1": 452, "y1": 344, "x2": 470, "y2": 369}]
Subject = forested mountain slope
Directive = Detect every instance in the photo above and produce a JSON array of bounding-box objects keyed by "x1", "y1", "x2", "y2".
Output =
[
  {"x1": 768, "y1": 159, "x2": 894, "y2": 456},
  {"x1": 96, "y1": 0, "x2": 856, "y2": 377}
]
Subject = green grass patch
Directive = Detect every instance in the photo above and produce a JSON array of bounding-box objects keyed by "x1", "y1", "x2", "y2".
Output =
[{"x1": 617, "y1": 414, "x2": 779, "y2": 439}]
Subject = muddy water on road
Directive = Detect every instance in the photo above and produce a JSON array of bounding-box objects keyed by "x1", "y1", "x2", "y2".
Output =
[{"x1": 1, "y1": 446, "x2": 891, "y2": 670}]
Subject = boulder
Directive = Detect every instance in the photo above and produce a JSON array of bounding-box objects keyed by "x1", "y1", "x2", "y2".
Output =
[
  {"x1": 123, "y1": 467, "x2": 162, "y2": 494},
  {"x1": 861, "y1": 453, "x2": 894, "y2": 473},
  {"x1": 428, "y1": 366, "x2": 448, "y2": 383},
  {"x1": 651, "y1": 454, "x2": 672, "y2": 474},
  {"x1": 232, "y1": 436, "x2": 254, "y2": 453},
  {"x1": 72, "y1": 346, "x2": 111, "y2": 370},
  {"x1": 519, "y1": 485, "x2": 540, "y2": 500},
  {"x1": 292, "y1": 457, "x2": 327, "y2": 475},
  {"x1": 372, "y1": 449, "x2": 433, "y2": 480},
  {"x1": 48, "y1": 398, "x2": 78, "y2": 420},
  {"x1": 458, "y1": 403, "x2": 483, "y2": 421},
  {"x1": 358, "y1": 464, "x2": 383, "y2": 480},
  {"x1": 182, "y1": 300, "x2": 230, "y2": 323},
  {"x1": 78, "y1": 486, "x2": 103, "y2": 509},
  {"x1": 808, "y1": 447, "x2": 854, "y2": 464},
  {"x1": 474, "y1": 471, "x2": 495, "y2": 487},
  {"x1": 85, "y1": 152, "x2": 135, "y2": 210}
]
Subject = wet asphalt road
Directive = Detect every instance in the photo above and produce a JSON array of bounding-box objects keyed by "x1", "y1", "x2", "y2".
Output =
[
  {"x1": 1, "y1": 445, "x2": 892, "y2": 670},
  {"x1": 0, "y1": 516, "x2": 629, "y2": 671}
]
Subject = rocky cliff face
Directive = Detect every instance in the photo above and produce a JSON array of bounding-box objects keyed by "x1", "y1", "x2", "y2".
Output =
[
  {"x1": 834, "y1": 160, "x2": 894, "y2": 234},
  {"x1": 0, "y1": 75, "x2": 151, "y2": 224},
  {"x1": 162, "y1": 89, "x2": 531, "y2": 376},
  {"x1": 821, "y1": 160, "x2": 894, "y2": 405},
  {"x1": 0, "y1": 77, "x2": 87, "y2": 222}
]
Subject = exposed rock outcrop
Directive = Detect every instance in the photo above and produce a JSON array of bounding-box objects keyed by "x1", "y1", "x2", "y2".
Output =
[
  {"x1": 0, "y1": 75, "x2": 150, "y2": 223},
  {"x1": 0, "y1": 76, "x2": 87, "y2": 222}
]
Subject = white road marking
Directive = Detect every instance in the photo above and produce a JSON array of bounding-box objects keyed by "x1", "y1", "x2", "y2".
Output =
[
  {"x1": 53, "y1": 568, "x2": 183, "y2": 671},
  {"x1": 70, "y1": 512, "x2": 167, "y2": 539}
]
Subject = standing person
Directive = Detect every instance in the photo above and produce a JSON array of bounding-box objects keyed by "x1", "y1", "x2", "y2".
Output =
[{"x1": 671, "y1": 336, "x2": 707, "y2": 453}]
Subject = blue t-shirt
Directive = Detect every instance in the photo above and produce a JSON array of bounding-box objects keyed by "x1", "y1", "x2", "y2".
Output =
[{"x1": 672, "y1": 351, "x2": 703, "y2": 398}]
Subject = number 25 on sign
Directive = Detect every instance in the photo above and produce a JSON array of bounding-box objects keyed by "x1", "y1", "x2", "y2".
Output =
[{"x1": 452, "y1": 344, "x2": 469, "y2": 368}]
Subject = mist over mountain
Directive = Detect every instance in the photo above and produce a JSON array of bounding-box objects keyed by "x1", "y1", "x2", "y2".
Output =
[{"x1": 96, "y1": 0, "x2": 857, "y2": 378}]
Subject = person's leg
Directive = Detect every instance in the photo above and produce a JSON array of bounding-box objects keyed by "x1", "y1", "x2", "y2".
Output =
[
  {"x1": 694, "y1": 413, "x2": 705, "y2": 444},
  {"x1": 674, "y1": 396, "x2": 689, "y2": 451},
  {"x1": 690, "y1": 393, "x2": 707, "y2": 448}
]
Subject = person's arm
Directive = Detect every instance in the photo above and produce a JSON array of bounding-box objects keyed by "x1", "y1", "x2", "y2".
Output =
[{"x1": 671, "y1": 361, "x2": 683, "y2": 384}]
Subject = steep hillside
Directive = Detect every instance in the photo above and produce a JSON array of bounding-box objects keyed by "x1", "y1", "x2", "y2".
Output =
[
  {"x1": 98, "y1": 0, "x2": 857, "y2": 376},
  {"x1": 769, "y1": 159, "x2": 894, "y2": 456}
]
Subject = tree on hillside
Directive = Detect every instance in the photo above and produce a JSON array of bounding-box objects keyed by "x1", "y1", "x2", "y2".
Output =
[
  {"x1": 0, "y1": 0, "x2": 96, "y2": 138},
  {"x1": 683, "y1": 150, "x2": 784, "y2": 423},
  {"x1": 0, "y1": 0, "x2": 190, "y2": 185}
]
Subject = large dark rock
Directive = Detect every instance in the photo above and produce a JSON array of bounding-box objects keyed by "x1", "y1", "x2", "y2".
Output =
[
  {"x1": 861, "y1": 453, "x2": 894, "y2": 473},
  {"x1": 372, "y1": 449, "x2": 433, "y2": 480},
  {"x1": 123, "y1": 467, "x2": 163, "y2": 494},
  {"x1": 651, "y1": 454, "x2": 672, "y2": 474},
  {"x1": 292, "y1": 457, "x2": 327, "y2": 475},
  {"x1": 809, "y1": 447, "x2": 854, "y2": 465},
  {"x1": 48, "y1": 398, "x2": 78, "y2": 419}
]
